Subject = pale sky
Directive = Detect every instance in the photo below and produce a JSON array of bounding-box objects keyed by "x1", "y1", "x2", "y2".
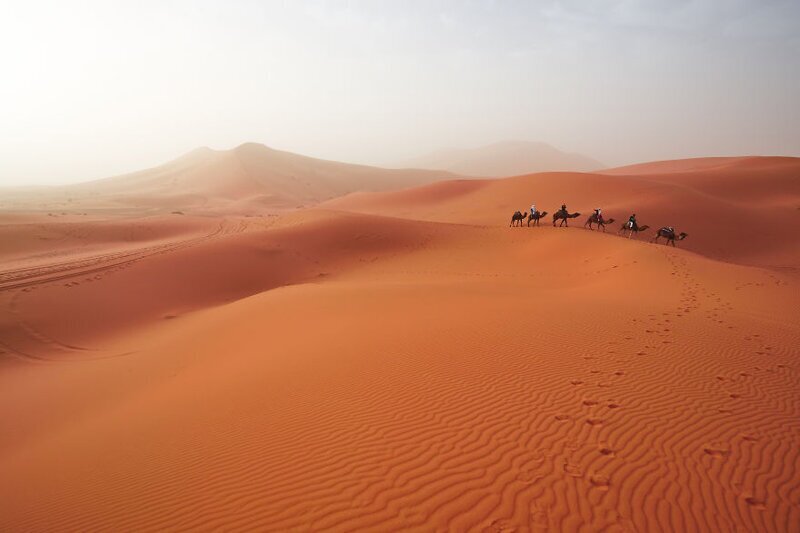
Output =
[{"x1": 1, "y1": 0, "x2": 799, "y2": 185}]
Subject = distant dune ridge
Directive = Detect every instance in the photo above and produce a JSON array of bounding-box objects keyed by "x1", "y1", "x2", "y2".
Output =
[
  {"x1": 1, "y1": 143, "x2": 459, "y2": 213},
  {"x1": 399, "y1": 140, "x2": 603, "y2": 176}
]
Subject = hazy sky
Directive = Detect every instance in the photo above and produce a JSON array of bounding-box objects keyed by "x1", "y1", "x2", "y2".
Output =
[{"x1": 1, "y1": 0, "x2": 799, "y2": 185}]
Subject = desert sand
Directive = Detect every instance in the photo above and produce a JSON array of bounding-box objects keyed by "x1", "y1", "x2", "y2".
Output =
[{"x1": 1, "y1": 155, "x2": 799, "y2": 531}]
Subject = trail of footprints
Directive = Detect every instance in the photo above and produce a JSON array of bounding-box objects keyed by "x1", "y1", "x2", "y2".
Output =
[{"x1": 551, "y1": 249, "x2": 793, "y2": 520}]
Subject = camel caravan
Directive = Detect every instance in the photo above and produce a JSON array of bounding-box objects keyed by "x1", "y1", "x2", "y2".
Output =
[{"x1": 509, "y1": 203, "x2": 688, "y2": 247}]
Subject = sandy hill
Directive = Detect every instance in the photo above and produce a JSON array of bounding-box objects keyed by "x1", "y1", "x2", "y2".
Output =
[
  {"x1": 1, "y1": 143, "x2": 459, "y2": 213},
  {"x1": 1, "y1": 154, "x2": 798, "y2": 531},
  {"x1": 327, "y1": 156, "x2": 800, "y2": 268},
  {"x1": 401, "y1": 140, "x2": 603, "y2": 177}
]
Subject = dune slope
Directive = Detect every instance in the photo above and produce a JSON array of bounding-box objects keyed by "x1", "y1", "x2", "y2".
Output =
[
  {"x1": 327, "y1": 157, "x2": 800, "y2": 268},
  {"x1": 1, "y1": 156, "x2": 799, "y2": 531}
]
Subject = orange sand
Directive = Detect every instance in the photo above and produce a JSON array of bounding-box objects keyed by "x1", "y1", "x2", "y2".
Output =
[{"x1": 1, "y1": 156, "x2": 798, "y2": 531}]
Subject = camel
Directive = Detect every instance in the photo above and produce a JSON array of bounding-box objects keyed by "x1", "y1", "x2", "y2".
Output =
[
  {"x1": 617, "y1": 221, "x2": 650, "y2": 239},
  {"x1": 527, "y1": 210, "x2": 548, "y2": 227},
  {"x1": 584, "y1": 213, "x2": 615, "y2": 232},
  {"x1": 553, "y1": 209, "x2": 581, "y2": 227},
  {"x1": 652, "y1": 226, "x2": 688, "y2": 246},
  {"x1": 510, "y1": 211, "x2": 526, "y2": 227}
]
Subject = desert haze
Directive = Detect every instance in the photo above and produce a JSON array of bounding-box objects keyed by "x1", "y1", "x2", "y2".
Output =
[
  {"x1": 399, "y1": 141, "x2": 603, "y2": 177},
  {"x1": 1, "y1": 147, "x2": 799, "y2": 531}
]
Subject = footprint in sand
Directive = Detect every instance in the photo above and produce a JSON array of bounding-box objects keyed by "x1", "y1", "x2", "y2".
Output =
[
  {"x1": 744, "y1": 496, "x2": 766, "y2": 510},
  {"x1": 563, "y1": 463, "x2": 582, "y2": 477},
  {"x1": 729, "y1": 393, "x2": 742, "y2": 399},
  {"x1": 583, "y1": 400, "x2": 599, "y2": 406},
  {"x1": 607, "y1": 403, "x2": 620, "y2": 409},
  {"x1": 703, "y1": 444, "x2": 730, "y2": 459},
  {"x1": 570, "y1": 380, "x2": 584, "y2": 386},
  {"x1": 589, "y1": 474, "x2": 611, "y2": 490},
  {"x1": 529, "y1": 503, "x2": 550, "y2": 527},
  {"x1": 599, "y1": 446, "x2": 615, "y2": 456},
  {"x1": 586, "y1": 418, "x2": 604, "y2": 426},
  {"x1": 484, "y1": 518, "x2": 519, "y2": 532},
  {"x1": 554, "y1": 414, "x2": 570, "y2": 421}
]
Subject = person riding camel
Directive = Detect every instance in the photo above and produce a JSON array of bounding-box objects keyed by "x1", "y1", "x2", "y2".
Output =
[
  {"x1": 628, "y1": 213, "x2": 638, "y2": 231},
  {"x1": 594, "y1": 207, "x2": 603, "y2": 223},
  {"x1": 530, "y1": 203, "x2": 536, "y2": 217},
  {"x1": 561, "y1": 203, "x2": 567, "y2": 216}
]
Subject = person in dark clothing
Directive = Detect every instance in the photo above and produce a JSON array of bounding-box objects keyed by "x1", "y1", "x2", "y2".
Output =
[{"x1": 628, "y1": 213, "x2": 638, "y2": 231}]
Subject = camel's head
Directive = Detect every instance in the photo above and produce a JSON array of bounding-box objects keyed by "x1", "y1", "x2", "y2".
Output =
[
  {"x1": 678, "y1": 232, "x2": 688, "y2": 240},
  {"x1": 540, "y1": 211, "x2": 547, "y2": 217}
]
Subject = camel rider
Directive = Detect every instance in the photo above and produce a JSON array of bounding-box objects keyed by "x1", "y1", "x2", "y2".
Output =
[
  {"x1": 561, "y1": 203, "x2": 567, "y2": 215},
  {"x1": 594, "y1": 207, "x2": 602, "y2": 222},
  {"x1": 628, "y1": 213, "x2": 638, "y2": 231},
  {"x1": 530, "y1": 203, "x2": 536, "y2": 217}
]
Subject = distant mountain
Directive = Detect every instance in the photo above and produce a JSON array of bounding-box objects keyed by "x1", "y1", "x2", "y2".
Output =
[
  {"x1": 42, "y1": 143, "x2": 460, "y2": 212},
  {"x1": 400, "y1": 141, "x2": 603, "y2": 177}
]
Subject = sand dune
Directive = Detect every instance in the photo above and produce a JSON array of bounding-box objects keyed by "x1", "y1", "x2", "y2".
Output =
[
  {"x1": 1, "y1": 155, "x2": 799, "y2": 531},
  {"x1": 327, "y1": 157, "x2": 800, "y2": 268},
  {"x1": 0, "y1": 143, "x2": 459, "y2": 214},
  {"x1": 401, "y1": 140, "x2": 603, "y2": 177}
]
